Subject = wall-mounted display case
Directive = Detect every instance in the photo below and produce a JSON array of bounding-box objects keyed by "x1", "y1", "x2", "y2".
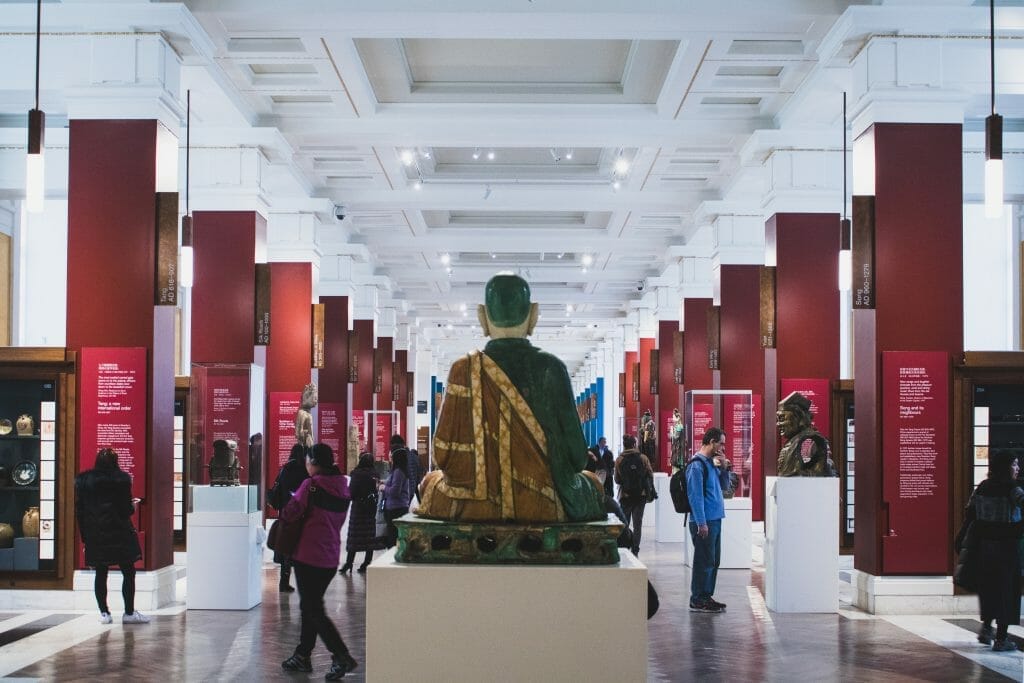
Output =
[
  {"x1": 683, "y1": 390, "x2": 752, "y2": 498},
  {"x1": 0, "y1": 348, "x2": 76, "y2": 588}
]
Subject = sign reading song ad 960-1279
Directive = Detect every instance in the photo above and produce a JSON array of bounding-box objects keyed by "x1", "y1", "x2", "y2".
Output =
[{"x1": 881, "y1": 351, "x2": 949, "y2": 574}]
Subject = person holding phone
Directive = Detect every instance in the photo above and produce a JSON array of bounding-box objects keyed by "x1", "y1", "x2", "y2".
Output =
[{"x1": 74, "y1": 448, "x2": 149, "y2": 625}]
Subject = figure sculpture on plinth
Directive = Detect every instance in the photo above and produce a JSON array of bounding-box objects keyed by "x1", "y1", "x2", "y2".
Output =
[
  {"x1": 669, "y1": 408, "x2": 685, "y2": 469},
  {"x1": 209, "y1": 438, "x2": 241, "y2": 485},
  {"x1": 413, "y1": 274, "x2": 617, "y2": 564},
  {"x1": 639, "y1": 409, "x2": 657, "y2": 470},
  {"x1": 295, "y1": 383, "x2": 317, "y2": 449},
  {"x1": 776, "y1": 391, "x2": 837, "y2": 477}
]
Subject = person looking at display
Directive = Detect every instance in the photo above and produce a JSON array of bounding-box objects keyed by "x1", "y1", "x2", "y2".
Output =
[
  {"x1": 279, "y1": 443, "x2": 358, "y2": 680},
  {"x1": 964, "y1": 449, "x2": 1024, "y2": 652},
  {"x1": 267, "y1": 443, "x2": 310, "y2": 592},
  {"x1": 686, "y1": 427, "x2": 727, "y2": 613},
  {"x1": 382, "y1": 445, "x2": 412, "y2": 547},
  {"x1": 74, "y1": 448, "x2": 149, "y2": 625}
]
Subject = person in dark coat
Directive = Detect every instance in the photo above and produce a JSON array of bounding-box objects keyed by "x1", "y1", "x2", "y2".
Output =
[
  {"x1": 587, "y1": 437, "x2": 615, "y2": 498},
  {"x1": 968, "y1": 449, "x2": 1024, "y2": 651},
  {"x1": 74, "y1": 448, "x2": 147, "y2": 625},
  {"x1": 268, "y1": 443, "x2": 310, "y2": 592},
  {"x1": 340, "y1": 452, "x2": 380, "y2": 574}
]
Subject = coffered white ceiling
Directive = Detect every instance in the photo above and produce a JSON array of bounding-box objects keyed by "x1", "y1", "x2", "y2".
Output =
[{"x1": 2, "y1": 0, "x2": 1022, "y2": 377}]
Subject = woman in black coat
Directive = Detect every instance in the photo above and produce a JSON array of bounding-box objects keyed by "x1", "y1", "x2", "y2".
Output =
[
  {"x1": 967, "y1": 449, "x2": 1024, "y2": 651},
  {"x1": 340, "y1": 453, "x2": 380, "y2": 574},
  {"x1": 268, "y1": 443, "x2": 310, "y2": 591},
  {"x1": 75, "y1": 448, "x2": 147, "y2": 625}
]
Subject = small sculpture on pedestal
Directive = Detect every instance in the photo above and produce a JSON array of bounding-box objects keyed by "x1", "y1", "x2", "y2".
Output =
[
  {"x1": 295, "y1": 383, "x2": 317, "y2": 449},
  {"x1": 209, "y1": 439, "x2": 242, "y2": 486},
  {"x1": 776, "y1": 391, "x2": 836, "y2": 477},
  {"x1": 669, "y1": 408, "x2": 685, "y2": 469},
  {"x1": 347, "y1": 424, "x2": 361, "y2": 473},
  {"x1": 639, "y1": 409, "x2": 657, "y2": 471}
]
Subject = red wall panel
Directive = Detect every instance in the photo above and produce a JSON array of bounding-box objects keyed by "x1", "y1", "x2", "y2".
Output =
[
  {"x1": 378, "y1": 337, "x2": 394, "y2": 409},
  {"x1": 683, "y1": 298, "x2": 713, "y2": 392},
  {"x1": 319, "y1": 296, "x2": 350, "y2": 404},
  {"x1": 352, "y1": 319, "x2": 375, "y2": 413},
  {"x1": 657, "y1": 319, "x2": 682, "y2": 471},
  {"x1": 191, "y1": 212, "x2": 260, "y2": 364},
  {"x1": 266, "y1": 262, "x2": 312, "y2": 393},
  {"x1": 624, "y1": 350, "x2": 639, "y2": 438}
]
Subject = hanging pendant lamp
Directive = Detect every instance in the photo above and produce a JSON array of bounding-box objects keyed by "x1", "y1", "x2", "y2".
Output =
[
  {"x1": 838, "y1": 92, "x2": 852, "y2": 292},
  {"x1": 180, "y1": 90, "x2": 194, "y2": 288},
  {"x1": 25, "y1": 0, "x2": 44, "y2": 213},
  {"x1": 984, "y1": 0, "x2": 1003, "y2": 219}
]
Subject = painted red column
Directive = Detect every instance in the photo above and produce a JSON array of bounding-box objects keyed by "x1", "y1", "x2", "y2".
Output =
[
  {"x1": 319, "y1": 296, "x2": 349, "y2": 470},
  {"x1": 683, "y1": 298, "x2": 714, "y2": 394},
  {"x1": 191, "y1": 212, "x2": 262, "y2": 364},
  {"x1": 764, "y1": 213, "x2": 840, "y2": 474},
  {"x1": 624, "y1": 350, "x2": 639, "y2": 439},
  {"x1": 657, "y1": 320, "x2": 683, "y2": 471},
  {"x1": 719, "y1": 265, "x2": 765, "y2": 520},
  {"x1": 638, "y1": 336, "x2": 657, "y2": 468},
  {"x1": 66, "y1": 119, "x2": 175, "y2": 570},
  {"x1": 853, "y1": 123, "x2": 963, "y2": 576},
  {"x1": 395, "y1": 349, "x2": 410, "y2": 437},
  {"x1": 376, "y1": 336, "x2": 394, "y2": 453},
  {"x1": 265, "y1": 262, "x2": 312, "y2": 493},
  {"x1": 351, "y1": 319, "x2": 375, "y2": 455}
]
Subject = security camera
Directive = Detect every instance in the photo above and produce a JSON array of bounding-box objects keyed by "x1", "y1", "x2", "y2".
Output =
[
  {"x1": 637, "y1": 280, "x2": 645, "y2": 292},
  {"x1": 333, "y1": 204, "x2": 347, "y2": 221}
]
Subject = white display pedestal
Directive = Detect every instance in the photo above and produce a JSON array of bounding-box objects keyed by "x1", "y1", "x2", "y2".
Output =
[
  {"x1": 654, "y1": 472, "x2": 686, "y2": 542},
  {"x1": 764, "y1": 476, "x2": 839, "y2": 613},
  {"x1": 71, "y1": 566, "x2": 178, "y2": 611},
  {"x1": 366, "y1": 549, "x2": 648, "y2": 682},
  {"x1": 186, "y1": 510, "x2": 263, "y2": 610},
  {"x1": 682, "y1": 497, "x2": 752, "y2": 569},
  {"x1": 191, "y1": 485, "x2": 251, "y2": 513}
]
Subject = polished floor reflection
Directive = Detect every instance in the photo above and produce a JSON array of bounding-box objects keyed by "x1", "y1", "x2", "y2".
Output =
[{"x1": 1, "y1": 535, "x2": 1022, "y2": 682}]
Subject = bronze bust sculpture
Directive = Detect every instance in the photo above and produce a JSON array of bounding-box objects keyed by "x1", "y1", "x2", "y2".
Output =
[
  {"x1": 209, "y1": 438, "x2": 242, "y2": 486},
  {"x1": 776, "y1": 391, "x2": 836, "y2": 477}
]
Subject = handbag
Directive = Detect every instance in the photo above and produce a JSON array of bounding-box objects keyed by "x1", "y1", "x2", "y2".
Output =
[
  {"x1": 375, "y1": 492, "x2": 388, "y2": 539},
  {"x1": 267, "y1": 515, "x2": 304, "y2": 558}
]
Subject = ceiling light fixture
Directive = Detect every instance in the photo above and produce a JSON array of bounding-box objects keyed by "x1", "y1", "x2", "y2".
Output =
[
  {"x1": 24, "y1": 0, "x2": 44, "y2": 213},
  {"x1": 487, "y1": 149, "x2": 495, "y2": 161},
  {"x1": 838, "y1": 92, "x2": 851, "y2": 293},
  {"x1": 472, "y1": 147, "x2": 481, "y2": 160},
  {"x1": 413, "y1": 179, "x2": 422, "y2": 190},
  {"x1": 613, "y1": 154, "x2": 630, "y2": 176},
  {"x1": 400, "y1": 149, "x2": 415, "y2": 166},
  {"x1": 565, "y1": 148, "x2": 574, "y2": 160},
  {"x1": 440, "y1": 252, "x2": 450, "y2": 265},
  {"x1": 180, "y1": 89, "x2": 194, "y2": 289},
  {"x1": 985, "y1": 0, "x2": 1003, "y2": 219},
  {"x1": 421, "y1": 148, "x2": 431, "y2": 160},
  {"x1": 581, "y1": 254, "x2": 593, "y2": 267},
  {"x1": 490, "y1": 252, "x2": 496, "y2": 259},
  {"x1": 611, "y1": 180, "x2": 621, "y2": 191},
  {"x1": 483, "y1": 184, "x2": 492, "y2": 200}
]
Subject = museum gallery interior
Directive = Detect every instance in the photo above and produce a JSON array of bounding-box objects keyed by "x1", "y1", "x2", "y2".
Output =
[{"x1": 0, "y1": 0, "x2": 1023, "y2": 680}]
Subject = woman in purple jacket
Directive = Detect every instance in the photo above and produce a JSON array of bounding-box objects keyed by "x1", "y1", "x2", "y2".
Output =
[
  {"x1": 382, "y1": 447, "x2": 411, "y2": 547},
  {"x1": 280, "y1": 444, "x2": 358, "y2": 680}
]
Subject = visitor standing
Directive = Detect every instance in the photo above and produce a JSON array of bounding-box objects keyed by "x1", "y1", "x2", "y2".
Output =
[
  {"x1": 267, "y1": 443, "x2": 310, "y2": 592},
  {"x1": 340, "y1": 452, "x2": 380, "y2": 575},
  {"x1": 687, "y1": 427, "x2": 727, "y2": 613},
  {"x1": 383, "y1": 446, "x2": 411, "y2": 547},
  {"x1": 615, "y1": 435, "x2": 654, "y2": 556}
]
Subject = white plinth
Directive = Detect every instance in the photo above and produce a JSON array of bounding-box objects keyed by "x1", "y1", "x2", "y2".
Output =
[
  {"x1": 186, "y1": 511, "x2": 263, "y2": 610},
  {"x1": 366, "y1": 549, "x2": 648, "y2": 682},
  {"x1": 191, "y1": 485, "x2": 251, "y2": 513},
  {"x1": 682, "y1": 497, "x2": 753, "y2": 569},
  {"x1": 654, "y1": 472, "x2": 686, "y2": 542},
  {"x1": 850, "y1": 570, "x2": 979, "y2": 615},
  {"x1": 764, "y1": 476, "x2": 839, "y2": 613},
  {"x1": 70, "y1": 565, "x2": 178, "y2": 611}
]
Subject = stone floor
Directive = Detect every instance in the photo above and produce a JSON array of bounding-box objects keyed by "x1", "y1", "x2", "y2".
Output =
[{"x1": 1, "y1": 534, "x2": 1023, "y2": 682}]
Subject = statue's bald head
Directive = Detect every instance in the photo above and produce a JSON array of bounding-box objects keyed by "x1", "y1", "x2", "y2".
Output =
[{"x1": 478, "y1": 273, "x2": 540, "y2": 339}]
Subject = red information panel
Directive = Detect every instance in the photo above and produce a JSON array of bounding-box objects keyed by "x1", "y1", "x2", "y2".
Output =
[
  {"x1": 780, "y1": 378, "x2": 831, "y2": 442},
  {"x1": 724, "y1": 395, "x2": 752, "y2": 495},
  {"x1": 268, "y1": 392, "x2": 301, "y2": 494},
  {"x1": 318, "y1": 402, "x2": 344, "y2": 471},
  {"x1": 881, "y1": 351, "x2": 949, "y2": 574},
  {"x1": 751, "y1": 394, "x2": 762, "y2": 521},
  {"x1": 691, "y1": 403, "x2": 714, "y2": 454},
  {"x1": 78, "y1": 347, "x2": 148, "y2": 568},
  {"x1": 375, "y1": 413, "x2": 393, "y2": 459},
  {"x1": 205, "y1": 370, "x2": 251, "y2": 484}
]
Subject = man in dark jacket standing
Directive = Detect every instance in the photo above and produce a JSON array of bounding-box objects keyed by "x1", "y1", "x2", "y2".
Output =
[
  {"x1": 614, "y1": 435, "x2": 654, "y2": 556},
  {"x1": 587, "y1": 437, "x2": 615, "y2": 498},
  {"x1": 75, "y1": 448, "x2": 148, "y2": 625}
]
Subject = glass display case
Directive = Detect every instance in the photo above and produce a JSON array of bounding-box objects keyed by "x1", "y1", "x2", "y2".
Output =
[
  {"x1": 683, "y1": 390, "x2": 752, "y2": 497},
  {"x1": 188, "y1": 364, "x2": 264, "y2": 515},
  {"x1": 0, "y1": 348, "x2": 75, "y2": 587}
]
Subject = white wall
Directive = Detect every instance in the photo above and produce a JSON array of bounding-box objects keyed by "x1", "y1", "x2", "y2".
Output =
[
  {"x1": 15, "y1": 200, "x2": 67, "y2": 347},
  {"x1": 963, "y1": 203, "x2": 1016, "y2": 351}
]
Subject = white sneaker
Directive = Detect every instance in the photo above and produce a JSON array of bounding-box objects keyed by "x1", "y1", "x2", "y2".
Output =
[
  {"x1": 99, "y1": 612, "x2": 112, "y2": 624},
  {"x1": 122, "y1": 611, "x2": 150, "y2": 624}
]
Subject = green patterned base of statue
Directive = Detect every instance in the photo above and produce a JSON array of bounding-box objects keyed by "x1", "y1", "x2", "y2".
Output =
[{"x1": 394, "y1": 514, "x2": 624, "y2": 565}]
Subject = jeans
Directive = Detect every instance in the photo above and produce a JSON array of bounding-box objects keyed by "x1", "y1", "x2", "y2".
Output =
[
  {"x1": 688, "y1": 518, "x2": 722, "y2": 603},
  {"x1": 292, "y1": 561, "x2": 350, "y2": 659},
  {"x1": 620, "y1": 498, "x2": 646, "y2": 554}
]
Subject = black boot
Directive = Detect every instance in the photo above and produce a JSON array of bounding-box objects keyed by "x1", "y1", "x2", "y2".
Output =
[
  {"x1": 325, "y1": 653, "x2": 358, "y2": 680},
  {"x1": 279, "y1": 564, "x2": 294, "y2": 593},
  {"x1": 338, "y1": 563, "x2": 352, "y2": 575}
]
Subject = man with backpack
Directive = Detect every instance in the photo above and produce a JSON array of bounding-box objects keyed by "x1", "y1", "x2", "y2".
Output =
[
  {"x1": 615, "y1": 434, "x2": 655, "y2": 556},
  {"x1": 687, "y1": 427, "x2": 728, "y2": 613}
]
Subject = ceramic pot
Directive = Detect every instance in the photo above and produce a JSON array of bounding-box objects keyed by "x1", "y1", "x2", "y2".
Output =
[
  {"x1": 0, "y1": 522, "x2": 13, "y2": 548},
  {"x1": 15, "y1": 414, "x2": 34, "y2": 436},
  {"x1": 22, "y1": 506, "x2": 39, "y2": 538}
]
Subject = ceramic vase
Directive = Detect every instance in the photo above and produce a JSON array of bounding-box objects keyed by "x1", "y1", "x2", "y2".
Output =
[
  {"x1": 22, "y1": 506, "x2": 40, "y2": 538},
  {"x1": 0, "y1": 522, "x2": 13, "y2": 548}
]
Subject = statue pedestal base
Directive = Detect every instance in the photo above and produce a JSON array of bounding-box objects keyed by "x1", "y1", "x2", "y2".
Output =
[
  {"x1": 395, "y1": 514, "x2": 622, "y2": 565},
  {"x1": 653, "y1": 472, "x2": 686, "y2": 542},
  {"x1": 366, "y1": 547, "x2": 648, "y2": 682},
  {"x1": 682, "y1": 496, "x2": 752, "y2": 569},
  {"x1": 185, "y1": 511, "x2": 263, "y2": 610},
  {"x1": 764, "y1": 476, "x2": 839, "y2": 613}
]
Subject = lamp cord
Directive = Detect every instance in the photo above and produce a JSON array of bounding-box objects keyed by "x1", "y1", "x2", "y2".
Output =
[
  {"x1": 842, "y1": 91, "x2": 847, "y2": 221},
  {"x1": 34, "y1": 0, "x2": 41, "y2": 110},
  {"x1": 185, "y1": 89, "x2": 190, "y2": 215},
  {"x1": 990, "y1": 0, "x2": 995, "y2": 116}
]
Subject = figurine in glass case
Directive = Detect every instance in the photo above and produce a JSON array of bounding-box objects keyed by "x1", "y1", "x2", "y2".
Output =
[
  {"x1": 209, "y1": 439, "x2": 242, "y2": 486},
  {"x1": 295, "y1": 383, "x2": 317, "y2": 449},
  {"x1": 776, "y1": 391, "x2": 837, "y2": 477},
  {"x1": 669, "y1": 408, "x2": 685, "y2": 469}
]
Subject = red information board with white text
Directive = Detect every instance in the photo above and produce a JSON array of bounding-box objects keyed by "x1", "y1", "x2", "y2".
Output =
[
  {"x1": 204, "y1": 369, "x2": 251, "y2": 484},
  {"x1": 268, "y1": 392, "x2": 301, "y2": 494},
  {"x1": 691, "y1": 403, "x2": 714, "y2": 454},
  {"x1": 318, "y1": 402, "x2": 344, "y2": 471},
  {"x1": 881, "y1": 351, "x2": 949, "y2": 574}
]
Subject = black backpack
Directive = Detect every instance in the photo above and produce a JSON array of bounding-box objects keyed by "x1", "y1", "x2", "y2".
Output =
[
  {"x1": 619, "y1": 452, "x2": 646, "y2": 499},
  {"x1": 670, "y1": 457, "x2": 710, "y2": 514}
]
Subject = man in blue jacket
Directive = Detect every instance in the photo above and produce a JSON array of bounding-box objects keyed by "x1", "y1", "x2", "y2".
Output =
[{"x1": 686, "y1": 427, "x2": 727, "y2": 613}]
